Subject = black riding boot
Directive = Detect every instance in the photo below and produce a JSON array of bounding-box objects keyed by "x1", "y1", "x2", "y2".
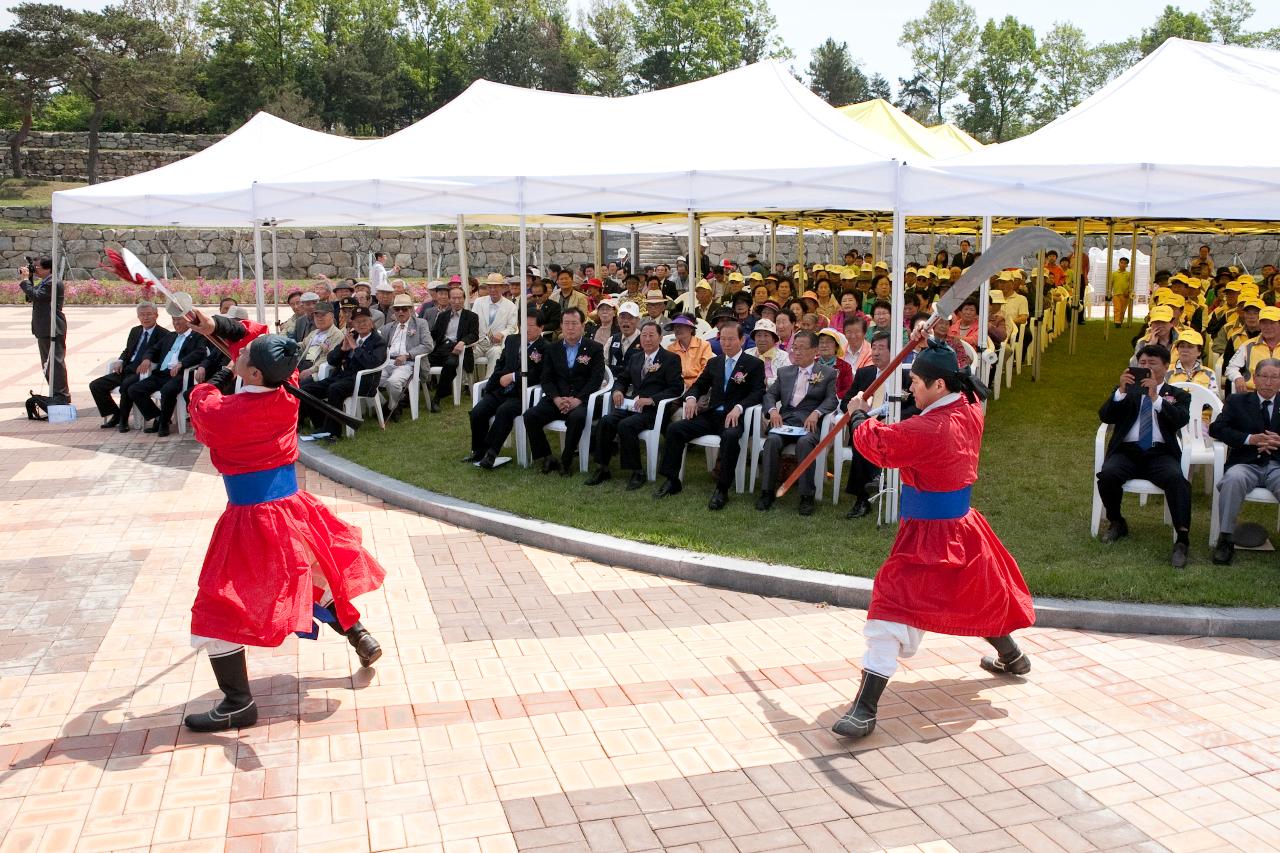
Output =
[
  {"x1": 831, "y1": 670, "x2": 889, "y2": 739},
  {"x1": 324, "y1": 604, "x2": 383, "y2": 668},
  {"x1": 184, "y1": 647, "x2": 258, "y2": 732},
  {"x1": 980, "y1": 635, "x2": 1031, "y2": 676}
]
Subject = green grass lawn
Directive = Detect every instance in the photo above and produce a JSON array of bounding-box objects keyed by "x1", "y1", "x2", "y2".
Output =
[
  {"x1": 332, "y1": 321, "x2": 1280, "y2": 608},
  {"x1": 0, "y1": 179, "x2": 84, "y2": 207}
]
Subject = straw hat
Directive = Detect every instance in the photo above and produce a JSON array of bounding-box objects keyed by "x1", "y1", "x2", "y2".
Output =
[{"x1": 483, "y1": 272, "x2": 505, "y2": 286}]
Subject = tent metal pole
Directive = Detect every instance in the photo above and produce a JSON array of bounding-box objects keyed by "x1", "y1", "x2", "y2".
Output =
[
  {"x1": 1069, "y1": 217, "x2": 1084, "y2": 354},
  {"x1": 768, "y1": 220, "x2": 777, "y2": 270},
  {"x1": 887, "y1": 203, "x2": 906, "y2": 524},
  {"x1": 271, "y1": 225, "x2": 280, "y2": 329},
  {"x1": 1034, "y1": 248, "x2": 1045, "y2": 383},
  {"x1": 630, "y1": 225, "x2": 638, "y2": 273},
  {"x1": 252, "y1": 222, "x2": 266, "y2": 324},
  {"x1": 1130, "y1": 223, "x2": 1141, "y2": 325},
  {"x1": 593, "y1": 214, "x2": 603, "y2": 274},
  {"x1": 870, "y1": 220, "x2": 879, "y2": 270},
  {"x1": 539, "y1": 224, "x2": 545, "y2": 273},
  {"x1": 457, "y1": 215, "x2": 469, "y2": 289},
  {"x1": 518, "y1": 179, "x2": 530, "y2": 463},
  {"x1": 48, "y1": 221, "x2": 58, "y2": 395},
  {"x1": 978, "y1": 215, "x2": 992, "y2": 358},
  {"x1": 688, "y1": 211, "x2": 698, "y2": 294},
  {"x1": 797, "y1": 225, "x2": 806, "y2": 285},
  {"x1": 1150, "y1": 227, "x2": 1161, "y2": 301},
  {"x1": 831, "y1": 229, "x2": 838, "y2": 265},
  {"x1": 424, "y1": 225, "x2": 433, "y2": 285},
  {"x1": 927, "y1": 225, "x2": 935, "y2": 263},
  {"x1": 1104, "y1": 221, "x2": 1116, "y2": 340}
]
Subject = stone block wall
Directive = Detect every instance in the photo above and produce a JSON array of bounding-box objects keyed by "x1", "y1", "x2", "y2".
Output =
[
  {"x1": 0, "y1": 130, "x2": 225, "y2": 183},
  {"x1": 2, "y1": 222, "x2": 1279, "y2": 283},
  {"x1": 0, "y1": 131, "x2": 224, "y2": 151}
]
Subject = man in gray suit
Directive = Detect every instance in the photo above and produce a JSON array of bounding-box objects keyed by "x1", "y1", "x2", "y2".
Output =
[
  {"x1": 380, "y1": 293, "x2": 433, "y2": 418},
  {"x1": 757, "y1": 330, "x2": 838, "y2": 515}
]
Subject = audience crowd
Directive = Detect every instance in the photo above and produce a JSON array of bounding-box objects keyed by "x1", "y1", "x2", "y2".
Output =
[{"x1": 83, "y1": 240, "x2": 1280, "y2": 562}]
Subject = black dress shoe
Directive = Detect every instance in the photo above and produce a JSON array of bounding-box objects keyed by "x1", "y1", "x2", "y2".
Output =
[
  {"x1": 100, "y1": 414, "x2": 121, "y2": 429},
  {"x1": 1171, "y1": 541, "x2": 1189, "y2": 569},
  {"x1": 478, "y1": 451, "x2": 498, "y2": 470},
  {"x1": 625, "y1": 471, "x2": 647, "y2": 491},
  {"x1": 428, "y1": 398, "x2": 442, "y2": 413},
  {"x1": 1099, "y1": 519, "x2": 1128, "y2": 543},
  {"x1": 157, "y1": 425, "x2": 171, "y2": 437},
  {"x1": 558, "y1": 459, "x2": 574, "y2": 477},
  {"x1": 143, "y1": 422, "x2": 160, "y2": 434},
  {"x1": 845, "y1": 499, "x2": 870, "y2": 520},
  {"x1": 798, "y1": 496, "x2": 815, "y2": 516},
  {"x1": 1212, "y1": 534, "x2": 1234, "y2": 565},
  {"x1": 584, "y1": 467, "x2": 612, "y2": 486},
  {"x1": 461, "y1": 451, "x2": 480, "y2": 463},
  {"x1": 117, "y1": 422, "x2": 131, "y2": 433},
  {"x1": 540, "y1": 457, "x2": 561, "y2": 475},
  {"x1": 707, "y1": 490, "x2": 727, "y2": 511},
  {"x1": 654, "y1": 479, "x2": 682, "y2": 499},
  {"x1": 755, "y1": 491, "x2": 775, "y2": 511}
]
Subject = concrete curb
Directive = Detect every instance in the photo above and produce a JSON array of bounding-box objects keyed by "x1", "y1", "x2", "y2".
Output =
[{"x1": 300, "y1": 445, "x2": 1280, "y2": 640}]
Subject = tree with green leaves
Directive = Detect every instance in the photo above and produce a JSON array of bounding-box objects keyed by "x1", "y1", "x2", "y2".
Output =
[
  {"x1": 58, "y1": 5, "x2": 197, "y2": 182},
  {"x1": 740, "y1": 0, "x2": 790, "y2": 64},
  {"x1": 1139, "y1": 5, "x2": 1212, "y2": 55},
  {"x1": 806, "y1": 38, "x2": 869, "y2": 106},
  {"x1": 868, "y1": 73, "x2": 891, "y2": 101},
  {"x1": 0, "y1": 3, "x2": 74, "y2": 178},
  {"x1": 894, "y1": 73, "x2": 932, "y2": 122},
  {"x1": 1034, "y1": 21, "x2": 1091, "y2": 126},
  {"x1": 575, "y1": 0, "x2": 636, "y2": 96},
  {"x1": 472, "y1": 0, "x2": 580, "y2": 93},
  {"x1": 957, "y1": 15, "x2": 1036, "y2": 143},
  {"x1": 898, "y1": 0, "x2": 978, "y2": 124},
  {"x1": 632, "y1": 0, "x2": 786, "y2": 90},
  {"x1": 1089, "y1": 38, "x2": 1141, "y2": 88}
]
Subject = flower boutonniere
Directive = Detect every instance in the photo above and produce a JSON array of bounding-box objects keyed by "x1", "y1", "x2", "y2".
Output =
[
  {"x1": 646, "y1": 362, "x2": 659, "y2": 374},
  {"x1": 529, "y1": 351, "x2": 542, "y2": 363},
  {"x1": 731, "y1": 371, "x2": 746, "y2": 384},
  {"x1": 576, "y1": 354, "x2": 591, "y2": 365},
  {"x1": 809, "y1": 370, "x2": 824, "y2": 385}
]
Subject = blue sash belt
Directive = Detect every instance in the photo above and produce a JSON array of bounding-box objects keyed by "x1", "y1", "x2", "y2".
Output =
[
  {"x1": 223, "y1": 464, "x2": 298, "y2": 506},
  {"x1": 901, "y1": 484, "x2": 971, "y2": 521}
]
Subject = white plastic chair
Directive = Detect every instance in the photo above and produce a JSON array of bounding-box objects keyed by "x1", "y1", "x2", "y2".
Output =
[
  {"x1": 1209, "y1": 441, "x2": 1280, "y2": 545},
  {"x1": 173, "y1": 365, "x2": 199, "y2": 435},
  {"x1": 532, "y1": 367, "x2": 614, "y2": 473},
  {"x1": 748, "y1": 410, "x2": 832, "y2": 495},
  {"x1": 1173, "y1": 382, "x2": 1223, "y2": 494},
  {"x1": 1090, "y1": 423, "x2": 1192, "y2": 538},
  {"x1": 638, "y1": 396, "x2": 678, "y2": 482},
  {"x1": 406, "y1": 353, "x2": 429, "y2": 420},
  {"x1": 427, "y1": 362, "x2": 464, "y2": 406},
  {"x1": 1003, "y1": 324, "x2": 1020, "y2": 389},
  {"x1": 343, "y1": 360, "x2": 389, "y2": 437},
  {"x1": 671, "y1": 405, "x2": 760, "y2": 494},
  {"x1": 472, "y1": 379, "x2": 534, "y2": 467}
]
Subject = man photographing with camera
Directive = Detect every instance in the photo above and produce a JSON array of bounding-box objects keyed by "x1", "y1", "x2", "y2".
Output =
[{"x1": 19, "y1": 257, "x2": 70, "y2": 405}]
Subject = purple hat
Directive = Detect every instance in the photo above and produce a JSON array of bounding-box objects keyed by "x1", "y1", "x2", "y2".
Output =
[{"x1": 666, "y1": 315, "x2": 696, "y2": 332}]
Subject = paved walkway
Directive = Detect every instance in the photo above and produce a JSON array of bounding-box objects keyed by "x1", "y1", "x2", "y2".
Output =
[{"x1": 2, "y1": 305, "x2": 1280, "y2": 852}]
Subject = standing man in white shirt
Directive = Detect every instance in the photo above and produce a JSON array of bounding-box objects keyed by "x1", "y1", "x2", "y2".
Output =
[
  {"x1": 379, "y1": 294, "x2": 434, "y2": 419},
  {"x1": 474, "y1": 272, "x2": 518, "y2": 373},
  {"x1": 370, "y1": 251, "x2": 400, "y2": 293}
]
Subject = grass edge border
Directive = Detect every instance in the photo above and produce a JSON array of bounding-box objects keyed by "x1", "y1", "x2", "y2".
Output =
[{"x1": 300, "y1": 445, "x2": 1280, "y2": 641}]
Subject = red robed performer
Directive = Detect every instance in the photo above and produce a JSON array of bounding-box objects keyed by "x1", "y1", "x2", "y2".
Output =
[
  {"x1": 831, "y1": 339, "x2": 1035, "y2": 739},
  {"x1": 183, "y1": 311, "x2": 386, "y2": 733}
]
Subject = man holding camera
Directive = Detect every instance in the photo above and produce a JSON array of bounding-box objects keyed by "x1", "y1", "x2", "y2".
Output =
[{"x1": 19, "y1": 257, "x2": 70, "y2": 404}]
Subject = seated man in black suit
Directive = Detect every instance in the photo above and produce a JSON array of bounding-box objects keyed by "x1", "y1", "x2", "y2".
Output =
[
  {"x1": 521, "y1": 308, "x2": 606, "y2": 476},
  {"x1": 1208, "y1": 357, "x2": 1280, "y2": 564},
  {"x1": 127, "y1": 313, "x2": 208, "y2": 436},
  {"x1": 840, "y1": 332, "x2": 894, "y2": 519},
  {"x1": 89, "y1": 301, "x2": 166, "y2": 432},
  {"x1": 466, "y1": 308, "x2": 549, "y2": 469},
  {"x1": 1097, "y1": 343, "x2": 1193, "y2": 567},
  {"x1": 300, "y1": 306, "x2": 388, "y2": 439},
  {"x1": 757, "y1": 331, "x2": 839, "y2": 516},
  {"x1": 585, "y1": 321, "x2": 684, "y2": 490},
  {"x1": 654, "y1": 321, "x2": 765, "y2": 510},
  {"x1": 427, "y1": 285, "x2": 479, "y2": 412}
]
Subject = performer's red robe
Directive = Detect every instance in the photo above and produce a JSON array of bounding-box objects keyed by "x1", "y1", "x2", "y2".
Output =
[
  {"x1": 187, "y1": 321, "x2": 385, "y2": 647},
  {"x1": 853, "y1": 397, "x2": 1034, "y2": 636}
]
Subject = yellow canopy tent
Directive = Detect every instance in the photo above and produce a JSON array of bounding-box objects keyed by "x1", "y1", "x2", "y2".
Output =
[{"x1": 837, "y1": 99, "x2": 986, "y2": 160}]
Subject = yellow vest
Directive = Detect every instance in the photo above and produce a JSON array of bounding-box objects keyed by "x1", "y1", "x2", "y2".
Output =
[{"x1": 1245, "y1": 339, "x2": 1280, "y2": 389}]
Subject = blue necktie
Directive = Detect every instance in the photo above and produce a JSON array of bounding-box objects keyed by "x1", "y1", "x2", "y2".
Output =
[
  {"x1": 1138, "y1": 395, "x2": 1154, "y2": 450},
  {"x1": 723, "y1": 357, "x2": 735, "y2": 393},
  {"x1": 133, "y1": 328, "x2": 150, "y2": 362}
]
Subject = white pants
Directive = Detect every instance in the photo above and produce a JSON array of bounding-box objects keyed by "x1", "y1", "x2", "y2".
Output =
[
  {"x1": 380, "y1": 361, "x2": 415, "y2": 408},
  {"x1": 190, "y1": 565, "x2": 335, "y2": 656},
  {"x1": 862, "y1": 619, "x2": 926, "y2": 678}
]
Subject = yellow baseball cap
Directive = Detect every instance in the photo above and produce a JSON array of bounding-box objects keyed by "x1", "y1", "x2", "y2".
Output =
[
  {"x1": 1224, "y1": 281, "x2": 1243, "y2": 292},
  {"x1": 874, "y1": 260, "x2": 889, "y2": 270},
  {"x1": 748, "y1": 271, "x2": 763, "y2": 282},
  {"x1": 1240, "y1": 298, "x2": 1265, "y2": 311},
  {"x1": 1261, "y1": 306, "x2": 1280, "y2": 322},
  {"x1": 1162, "y1": 293, "x2": 1187, "y2": 308},
  {"x1": 1169, "y1": 273, "x2": 1189, "y2": 286},
  {"x1": 1176, "y1": 329, "x2": 1204, "y2": 347},
  {"x1": 728, "y1": 271, "x2": 744, "y2": 283},
  {"x1": 1148, "y1": 306, "x2": 1175, "y2": 323},
  {"x1": 938, "y1": 269, "x2": 951, "y2": 281},
  {"x1": 812, "y1": 264, "x2": 825, "y2": 272},
  {"x1": 1237, "y1": 274, "x2": 1256, "y2": 286}
]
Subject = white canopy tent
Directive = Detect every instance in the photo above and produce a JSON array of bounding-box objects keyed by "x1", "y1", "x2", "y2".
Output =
[
  {"x1": 901, "y1": 39, "x2": 1280, "y2": 219},
  {"x1": 252, "y1": 60, "x2": 909, "y2": 223},
  {"x1": 52, "y1": 112, "x2": 368, "y2": 227}
]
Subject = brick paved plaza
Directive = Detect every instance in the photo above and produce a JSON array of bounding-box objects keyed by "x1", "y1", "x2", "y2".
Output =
[{"x1": 2, "y1": 305, "x2": 1280, "y2": 852}]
